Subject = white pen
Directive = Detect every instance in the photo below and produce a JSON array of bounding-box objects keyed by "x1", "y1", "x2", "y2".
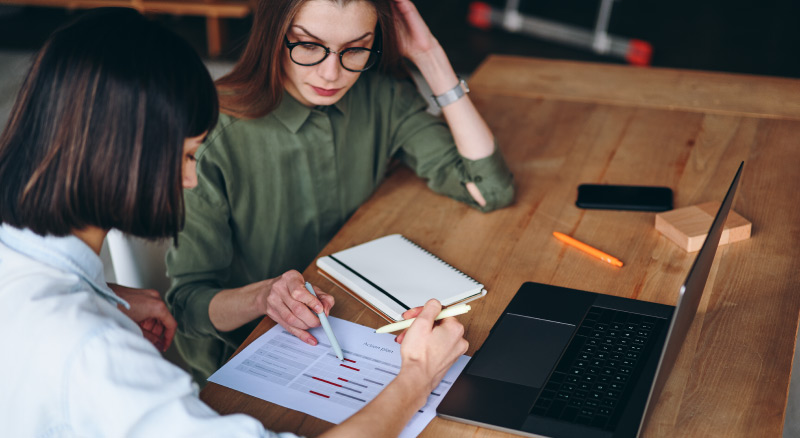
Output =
[
  {"x1": 374, "y1": 303, "x2": 472, "y2": 334},
  {"x1": 304, "y1": 282, "x2": 344, "y2": 361}
]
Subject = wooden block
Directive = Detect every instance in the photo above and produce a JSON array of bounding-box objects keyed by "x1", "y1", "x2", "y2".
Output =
[{"x1": 655, "y1": 201, "x2": 751, "y2": 252}]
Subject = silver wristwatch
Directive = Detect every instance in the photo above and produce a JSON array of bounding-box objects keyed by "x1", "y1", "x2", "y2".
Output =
[{"x1": 432, "y1": 78, "x2": 469, "y2": 108}]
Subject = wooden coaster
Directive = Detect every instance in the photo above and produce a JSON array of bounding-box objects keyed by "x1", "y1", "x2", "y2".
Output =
[{"x1": 655, "y1": 201, "x2": 751, "y2": 252}]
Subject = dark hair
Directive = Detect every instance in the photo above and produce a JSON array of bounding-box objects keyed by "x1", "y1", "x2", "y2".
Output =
[
  {"x1": 215, "y1": 0, "x2": 407, "y2": 119},
  {"x1": 0, "y1": 8, "x2": 218, "y2": 243}
]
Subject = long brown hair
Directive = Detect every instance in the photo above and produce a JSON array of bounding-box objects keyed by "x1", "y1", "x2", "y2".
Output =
[
  {"x1": 216, "y1": 0, "x2": 407, "y2": 119},
  {"x1": 0, "y1": 9, "x2": 218, "y2": 243}
]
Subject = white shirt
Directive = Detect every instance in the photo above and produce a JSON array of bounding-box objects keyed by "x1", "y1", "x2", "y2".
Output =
[{"x1": 0, "y1": 225, "x2": 300, "y2": 438}]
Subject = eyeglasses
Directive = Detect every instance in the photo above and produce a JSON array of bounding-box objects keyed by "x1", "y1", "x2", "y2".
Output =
[{"x1": 284, "y1": 36, "x2": 381, "y2": 73}]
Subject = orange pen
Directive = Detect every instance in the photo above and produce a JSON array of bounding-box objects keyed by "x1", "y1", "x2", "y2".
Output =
[{"x1": 552, "y1": 231, "x2": 624, "y2": 268}]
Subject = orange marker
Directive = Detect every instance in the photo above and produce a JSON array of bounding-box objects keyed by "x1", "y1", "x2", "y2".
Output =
[{"x1": 553, "y1": 231, "x2": 623, "y2": 268}]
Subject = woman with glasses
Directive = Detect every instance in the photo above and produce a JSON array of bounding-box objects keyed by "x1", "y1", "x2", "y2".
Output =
[
  {"x1": 166, "y1": 0, "x2": 514, "y2": 383},
  {"x1": 0, "y1": 8, "x2": 468, "y2": 437}
]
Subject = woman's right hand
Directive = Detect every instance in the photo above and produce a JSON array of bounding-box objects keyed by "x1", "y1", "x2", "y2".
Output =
[
  {"x1": 395, "y1": 300, "x2": 469, "y2": 393},
  {"x1": 209, "y1": 270, "x2": 334, "y2": 345},
  {"x1": 254, "y1": 270, "x2": 335, "y2": 346}
]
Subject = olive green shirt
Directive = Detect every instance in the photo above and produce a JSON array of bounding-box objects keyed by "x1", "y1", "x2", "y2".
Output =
[{"x1": 165, "y1": 70, "x2": 514, "y2": 382}]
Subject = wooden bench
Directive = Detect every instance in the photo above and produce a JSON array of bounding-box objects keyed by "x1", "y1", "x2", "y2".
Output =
[{"x1": 4, "y1": 0, "x2": 252, "y2": 57}]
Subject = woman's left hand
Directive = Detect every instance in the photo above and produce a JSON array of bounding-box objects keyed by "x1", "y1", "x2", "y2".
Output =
[
  {"x1": 109, "y1": 283, "x2": 177, "y2": 352},
  {"x1": 391, "y1": 0, "x2": 437, "y2": 61}
]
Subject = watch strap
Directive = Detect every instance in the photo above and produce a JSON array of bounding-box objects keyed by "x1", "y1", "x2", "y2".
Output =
[{"x1": 432, "y1": 78, "x2": 469, "y2": 108}]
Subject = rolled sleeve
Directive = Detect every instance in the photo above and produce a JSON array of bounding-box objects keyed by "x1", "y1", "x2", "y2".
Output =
[
  {"x1": 388, "y1": 78, "x2": 515, "y2": 212},
  {"x1": 460, "y1": 145, "x2": 515, "y2": 212}
]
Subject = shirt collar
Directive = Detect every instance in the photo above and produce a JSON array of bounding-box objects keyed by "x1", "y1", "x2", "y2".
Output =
[
  {"x1": 0, "y1": 225, "x2": 129, "y2": 309},
  {"x1": 272, "y1": 89, "x2": 350, "y2": 133}
]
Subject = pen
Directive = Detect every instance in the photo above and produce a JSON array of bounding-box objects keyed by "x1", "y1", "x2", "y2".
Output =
[
  {"x1": 374, "y1": 303, "x2": 472, "y2": 334},
  {"x1": 304, "y1": 282, "x2": 344, "y2": 361},
  {"x1": 552, "y1": 231, "x2": 624, "y2": 267}
]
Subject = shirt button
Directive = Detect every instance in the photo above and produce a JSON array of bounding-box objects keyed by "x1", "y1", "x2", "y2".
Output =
[{"x1": 473, "y1": 176, "x2": 483, "y2": 183}]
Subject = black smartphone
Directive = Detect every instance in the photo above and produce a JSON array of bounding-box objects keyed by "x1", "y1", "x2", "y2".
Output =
[{"x1": 576, "y1": 184, "x2": 673, "y2": 211}]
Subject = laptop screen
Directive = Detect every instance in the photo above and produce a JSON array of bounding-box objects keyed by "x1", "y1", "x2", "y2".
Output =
[{"x1": 639, "y1": 162, "x2": 744, "y2": 432}]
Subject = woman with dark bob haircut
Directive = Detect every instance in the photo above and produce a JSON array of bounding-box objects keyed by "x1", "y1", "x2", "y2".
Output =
[{"x1": 0, "y1": 8, "x2": 468, "y2": 437}]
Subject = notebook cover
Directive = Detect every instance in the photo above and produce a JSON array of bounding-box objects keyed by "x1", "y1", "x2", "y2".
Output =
[{"x1": 316, "y1": 234, "x2": 486, "y2": 322}]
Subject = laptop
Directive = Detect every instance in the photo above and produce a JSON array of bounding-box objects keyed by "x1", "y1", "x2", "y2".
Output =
[{"x1": 438, "y1": 162, "x2": 744, "y2": 438}]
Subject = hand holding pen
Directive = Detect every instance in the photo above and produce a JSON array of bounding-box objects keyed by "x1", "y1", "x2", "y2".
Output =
[{"x1": 254, "y1": 270, "x2": 335, "y2": 347}]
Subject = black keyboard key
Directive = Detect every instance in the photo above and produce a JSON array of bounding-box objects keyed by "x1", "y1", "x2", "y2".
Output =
[
  {"x1": 531, "y1": 405, "x2": 548, "y2": 416},
  {"x1": 568, "y1": 399, "x2": 584, "y2": 408},
  {"x1": 562, "y1": 407, "x2": 579, "y2": 422},
  {"x1": 592, "y1": 415, "x2": 610, "y2": 428},
  {"x1": 547, "y1": 400, "x2": 567, "y2": 416},
  {"x1": 565, "y1": 375, "x2": 580, "y2": 384}
]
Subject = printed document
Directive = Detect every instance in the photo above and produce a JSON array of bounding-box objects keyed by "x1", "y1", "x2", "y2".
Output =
[{"x1": 208, "y1": 317, "x2": 470, "y2": 437}]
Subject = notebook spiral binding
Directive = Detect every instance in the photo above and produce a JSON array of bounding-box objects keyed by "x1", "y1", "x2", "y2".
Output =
[{"x1": 399, "y1": 236, "x2": 481, "y2": 285}]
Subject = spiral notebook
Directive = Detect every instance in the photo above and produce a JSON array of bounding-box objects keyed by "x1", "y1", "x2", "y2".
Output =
[{"x1": 316, "y1": 234, "x2": 487, "y2": 322}]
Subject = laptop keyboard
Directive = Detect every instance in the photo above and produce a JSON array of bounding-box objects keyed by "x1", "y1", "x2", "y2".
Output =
[{"x1": 530, "y1": 307, "x2": 666, "y2": 431}]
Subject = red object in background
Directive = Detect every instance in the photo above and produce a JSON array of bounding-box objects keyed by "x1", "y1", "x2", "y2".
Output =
[
  {"x1": 468, "y1": 2, "x2": 492, "y2": 29},
  {"x1": 626, "y1": 39, "x2": 653, "y2": 66}
]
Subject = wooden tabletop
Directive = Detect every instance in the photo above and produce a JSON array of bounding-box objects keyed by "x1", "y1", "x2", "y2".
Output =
[{"x1": 201, "y1": 55, "x2": 800, "y2": 437}]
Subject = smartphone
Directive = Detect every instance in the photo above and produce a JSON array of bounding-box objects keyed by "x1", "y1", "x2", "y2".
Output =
[{"x1": 576, "y1": 184, "x2": 673, "y2": 212}]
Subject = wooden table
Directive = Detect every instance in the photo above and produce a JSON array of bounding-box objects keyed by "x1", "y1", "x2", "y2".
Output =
[{"x1": 201, "y1": 55, "x2": 800, "y2": 437}]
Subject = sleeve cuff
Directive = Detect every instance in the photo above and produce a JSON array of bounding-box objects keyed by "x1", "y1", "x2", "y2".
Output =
[
  {"x1": 460, "y1": 145, "x2": 515, "y2": 212},
  {"x1": 174, "y1": 285, "x2": 226, "y2": 340}
]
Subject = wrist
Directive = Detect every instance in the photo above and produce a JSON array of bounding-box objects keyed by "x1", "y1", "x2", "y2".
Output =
[
  {"x1": 390, "y1": 370, "x2": 430, "y2": 409},
  {"x1": 209, "y1": 283, "x2": 264, "y2": 332},
  {"x1": 410, "y1": 43, "x2": 459, "y2": 95}
]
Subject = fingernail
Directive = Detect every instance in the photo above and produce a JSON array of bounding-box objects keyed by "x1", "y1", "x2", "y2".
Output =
[{"x1": 308, "y1": 338, "x2": 317, "y2": 346}]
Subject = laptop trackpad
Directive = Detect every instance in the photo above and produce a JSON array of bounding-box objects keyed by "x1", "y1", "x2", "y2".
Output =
[{"x1": 468, "y1": 314, "x2": 575, "y2": 389}]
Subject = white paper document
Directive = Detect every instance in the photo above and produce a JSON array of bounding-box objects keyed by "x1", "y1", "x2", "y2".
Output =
[{"x1": 208, "y1": 317, "x2": 470, "y2": 438}]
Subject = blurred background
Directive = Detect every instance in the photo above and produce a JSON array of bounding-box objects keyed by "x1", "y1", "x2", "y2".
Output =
[{"x1": 1, "y1": 0, "x2": 799, "y2": 77}]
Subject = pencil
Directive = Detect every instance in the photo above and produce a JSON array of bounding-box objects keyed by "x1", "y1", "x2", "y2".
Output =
[{"x1": 552, "y1": 231, "x2": 624, "y2": 268}]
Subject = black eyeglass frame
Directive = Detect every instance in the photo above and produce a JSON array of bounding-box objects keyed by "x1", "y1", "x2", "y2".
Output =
[{"x1": 283, "y1": 35, "x2": 382, "y2": 73}]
